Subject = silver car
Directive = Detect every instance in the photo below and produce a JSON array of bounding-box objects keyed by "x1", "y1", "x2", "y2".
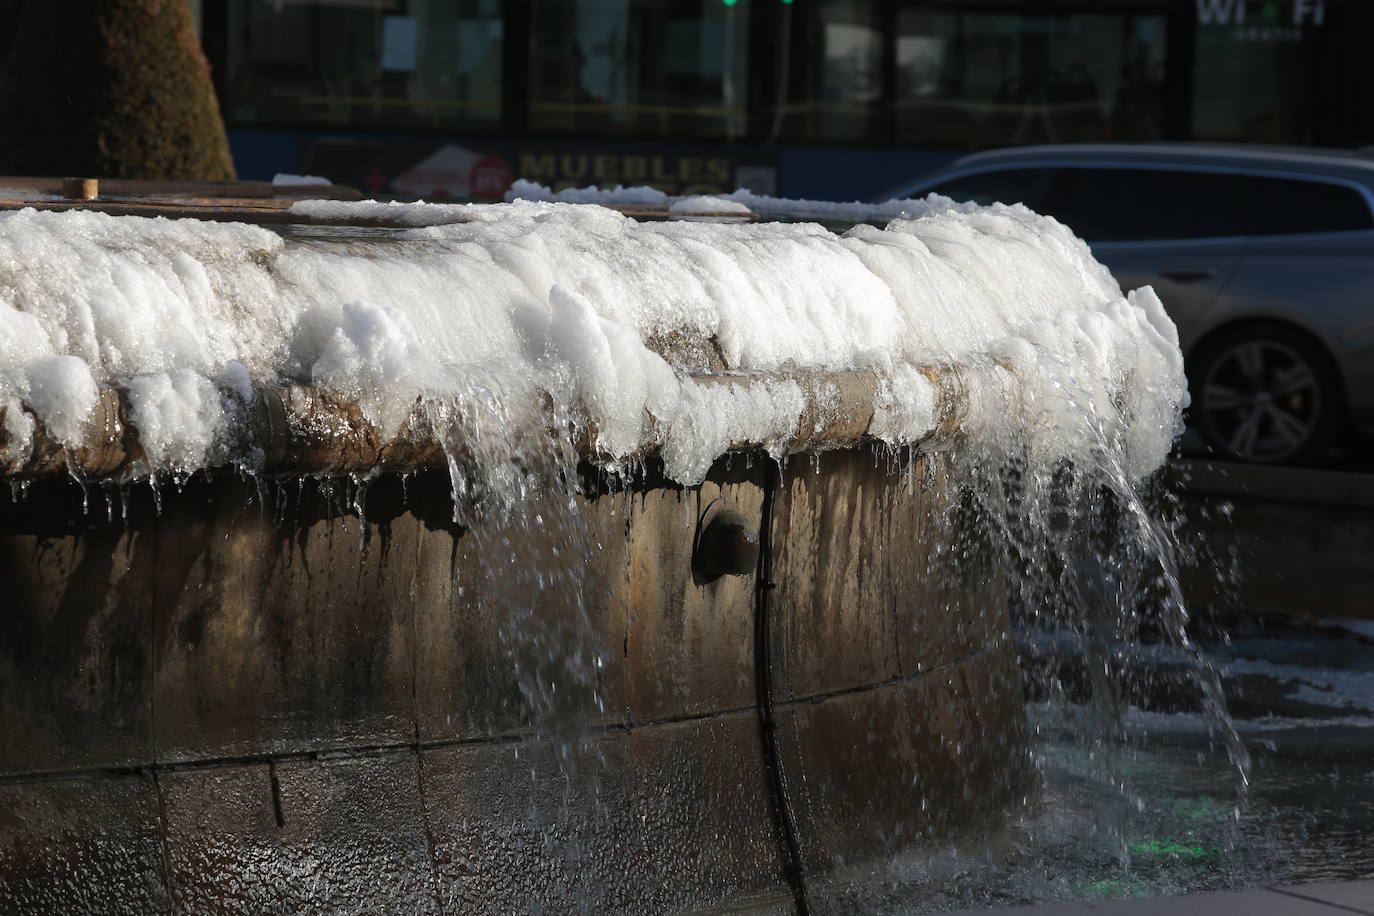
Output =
[{"x1": 885, "y1": 143, "x2": 1374, "y2": 464}]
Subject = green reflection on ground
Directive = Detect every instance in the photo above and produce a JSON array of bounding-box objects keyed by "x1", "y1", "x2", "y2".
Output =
[{"x1": 1130, "y1": 838, "x2": 1218, "y2": 859}]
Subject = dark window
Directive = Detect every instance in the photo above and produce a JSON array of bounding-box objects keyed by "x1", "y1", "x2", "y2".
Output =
[
  {"x1": 224, "y1": 0, "x2": 504, "y2": 131},
  {"x1": 1235, "y1": 175, "x2": 1374, "y2": 235},
  {"x1": 1193, "y1": 17, "x2": 1317, "y2": 145},
  {"x1": 0, "y1": 3, "x2": 21, "y2": 68},
  {"x1": 529, "y1": 1, "x2": 749, "y2": 140},
  {"x1": 893, "y1": 11, "x2": 1167, "y2": 148},
  {"x1": 924, "y1": 168, "x2": 1058, "y2": 211},
  {"x1": 785, "y1": 0, "x2": 885, "y2": 143},
  {"x1": 1037, "y1": 168, "x2": 1373, "y2": 242},
  {"x1": 1041, "y1": 168, "x2": 1244, "y2": 242}
]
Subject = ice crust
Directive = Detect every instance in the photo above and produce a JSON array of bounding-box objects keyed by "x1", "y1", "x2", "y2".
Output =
[
  {"x1": 668, "y1": 196, "x2": 753, "y2": 216},
  {"x1": 507, "y1": 178, "x2": 935, "y2": 224},
  {"x1": 0, "y1": 198, "x2": 1185, "y2": 484},
  {"x1": 272, "y1": 173, "x2": 332, "y2": 187}
]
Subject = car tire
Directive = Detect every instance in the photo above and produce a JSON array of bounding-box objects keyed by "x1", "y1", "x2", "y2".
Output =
[{"x1": 1187, "y1": 325, "x2": 1343, "y2": 465}]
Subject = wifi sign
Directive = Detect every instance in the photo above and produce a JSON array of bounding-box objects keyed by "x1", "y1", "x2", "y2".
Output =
[{"x1": 1196, "y1": 0, "x2": 1327, "y2": 25}]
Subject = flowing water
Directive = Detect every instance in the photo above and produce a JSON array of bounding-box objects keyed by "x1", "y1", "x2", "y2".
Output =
[
  {"x1": 449, "y1": 425, "x2": 1271, "y2": 913},
  {"x1": 801, "y1": 461, "x2": 1374, "y2": 913}
]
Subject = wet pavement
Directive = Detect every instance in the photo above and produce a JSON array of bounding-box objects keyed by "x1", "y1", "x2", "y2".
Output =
[
  {"x1": 848, "y1": 615, "x2": 1374, "y2": 914},
  {"x1": 948, "y1": 879, "x2": 1374, "y2": 914}
]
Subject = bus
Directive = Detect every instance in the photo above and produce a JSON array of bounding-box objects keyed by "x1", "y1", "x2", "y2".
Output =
[{"x1": 198, "y1": 0, "x2": 1372, "y2": 202}]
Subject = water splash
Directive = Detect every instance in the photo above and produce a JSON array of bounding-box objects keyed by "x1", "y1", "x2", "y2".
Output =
[{"x1": 942, "y1": 342, "x2": 1250, "y2": 879}]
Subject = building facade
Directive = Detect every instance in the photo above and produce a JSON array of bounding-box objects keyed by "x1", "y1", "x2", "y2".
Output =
[{"x1": 10, "y1": 1, "x2": 1370, "y2": 200}]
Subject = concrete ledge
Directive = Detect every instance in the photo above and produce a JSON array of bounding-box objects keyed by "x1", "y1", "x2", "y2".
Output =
[
  {"x1": 1175, "y1": 459, "x2": 1374, "y2": 510},
  {"x1": 1175, "y1": 459, "x2": 1374, "y2": 620}
]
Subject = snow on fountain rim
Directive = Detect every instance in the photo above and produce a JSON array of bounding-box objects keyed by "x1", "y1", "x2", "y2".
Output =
[
  {"x1": 0, "y1": 195, "x2": 1185, "y2": 485},
  {"x1": 504, "y1": 179, "x2": 937, "y2": 224}
]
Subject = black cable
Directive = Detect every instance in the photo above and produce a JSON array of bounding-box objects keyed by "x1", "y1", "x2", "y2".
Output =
[{"x1": 754, "y1": 459, "x2": 810, "y2": 916}]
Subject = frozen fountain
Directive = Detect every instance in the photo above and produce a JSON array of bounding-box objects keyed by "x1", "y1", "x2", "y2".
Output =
[{"x1": 0, "y1": 192, "x2": 1195, "y2": 912}]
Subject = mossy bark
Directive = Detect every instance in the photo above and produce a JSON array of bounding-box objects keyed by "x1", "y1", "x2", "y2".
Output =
[{"x1": 0, "y1": 0, "x2": 236, "y2": 180}]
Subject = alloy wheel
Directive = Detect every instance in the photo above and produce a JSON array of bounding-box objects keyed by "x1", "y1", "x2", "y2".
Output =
[{"x1": 1197, "y1": 339, "x2": 1324, "y2": 463}]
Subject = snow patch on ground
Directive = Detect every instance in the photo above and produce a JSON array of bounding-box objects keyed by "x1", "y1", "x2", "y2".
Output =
[{"x1": 1222, "y1": 657, "x2": 1374, "y2": 711}]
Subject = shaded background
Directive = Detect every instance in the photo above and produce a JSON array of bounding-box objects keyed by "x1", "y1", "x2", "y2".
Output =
[{"x1": 2, "y1": 0, "x2": 1361, "y2": 201}]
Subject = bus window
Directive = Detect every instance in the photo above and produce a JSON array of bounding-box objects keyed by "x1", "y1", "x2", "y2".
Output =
[
  {"x1": 224, "y1": 0, "x2": 503, "y2": 130},
  {"x1": 893, "y1": 10, "x2": 1167, "y2": 148},
  {"x1": 529, "y1": 1, "x2": 749, "y2": 140},
  {"x1": 782, "y1": 0, "x2": 885, "y2": 143}
]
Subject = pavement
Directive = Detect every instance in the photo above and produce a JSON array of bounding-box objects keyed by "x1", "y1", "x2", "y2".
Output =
[
  {"x1": 948, "y1": 880, "x2": 1374, "y2": 914},
  {"x1": 987, "y1": 615, "x2": 1374, "y2": 916}
]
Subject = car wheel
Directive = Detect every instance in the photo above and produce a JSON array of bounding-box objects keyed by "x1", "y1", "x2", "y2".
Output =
[{"x1": 1188, "y1": 327, "x2": 1342, "y2": 465}]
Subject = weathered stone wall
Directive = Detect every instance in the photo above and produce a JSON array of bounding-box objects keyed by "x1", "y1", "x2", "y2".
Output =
[{"x1": 0, "y1": 449, "x2": 1031, "y2": 913}]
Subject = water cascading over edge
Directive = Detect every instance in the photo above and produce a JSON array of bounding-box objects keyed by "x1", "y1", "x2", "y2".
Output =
[{"x1": 0, "y1": 194, "x2": 1237, "y2": 912}]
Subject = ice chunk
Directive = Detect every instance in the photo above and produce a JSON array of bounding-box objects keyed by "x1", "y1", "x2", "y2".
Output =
[
  {"x1": 309, "y1": 300, "x2": 445, "y2": 439},
  {"x1": 24, "y1": 355, "x2": 98, "y2": 448},
  {"x1": 125, "y1": 369, "x2": 225, "y2": 472},
  {"x1": 547, "y1": 284, "x2": 679, "y2": 459},
  {"x1": 669, "y1": 196, "x2": 752, "y2": 215},
  {"x1": 870, "y1": 364, "x2": 938, "y2": 445},
  {"x1": 273, "y1": 173, "x2": 332, "y2": 186},
  {"x1": 506, "y1": 179, "x2": 668, "y2": 208},
  {"x1": 658, "y1": 377, "x2": 806, "y2": 484},
  {"x1": 0, "y1": 187, "x2": 60, "y2": 202},
  {"x1": 216, "y1": 359, "x2": 254, "y2": 403},
  {"x1": 1, "y1": 396, "x2": 35, "y2": 462}
]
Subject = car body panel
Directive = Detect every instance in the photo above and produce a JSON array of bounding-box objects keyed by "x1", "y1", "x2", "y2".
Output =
[{"x1": 1092, "y1": 237, "x2": 1247, "y2": 352}]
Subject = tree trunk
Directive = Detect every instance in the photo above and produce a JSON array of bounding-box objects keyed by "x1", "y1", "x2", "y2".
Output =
[{"x1": 0, "y1": 0, "x2": 236, "y2": 181}]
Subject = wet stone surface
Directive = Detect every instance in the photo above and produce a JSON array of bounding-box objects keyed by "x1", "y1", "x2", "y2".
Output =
[
  {"x1": 0, "y1": 774, "x2": 170, "y2": 914},
  {"x1": 161, "y1": 754, "x2": 439, "y2": 914},
  {"x1": 0, "y1": 504, "x2": 156, "y2": 773},
  {"x1": 151, "y1": 479, "x2": 420, "y2": 761},
  {"x1": 771, "y1": 452, "x2": 1006, "y2": 704},
  {"x1": 420, "y1": 713, "x2": 783, "y2": 913},
  {"x1": 0, "y1": 455, "x2": 1030, "y2": 913},
  {"x1": 778, "y1": 645, "x2": 1033, "y2": 884}
]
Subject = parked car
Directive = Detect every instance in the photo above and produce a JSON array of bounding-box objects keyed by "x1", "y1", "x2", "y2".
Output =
[{"x1": 883, "y1": 143, "x2": 1374, "y2": 465}]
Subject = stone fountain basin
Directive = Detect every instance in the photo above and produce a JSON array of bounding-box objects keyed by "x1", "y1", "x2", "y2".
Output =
[{"x1": 0, "y1": 366, "x2": 1031, "y2": 913}]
